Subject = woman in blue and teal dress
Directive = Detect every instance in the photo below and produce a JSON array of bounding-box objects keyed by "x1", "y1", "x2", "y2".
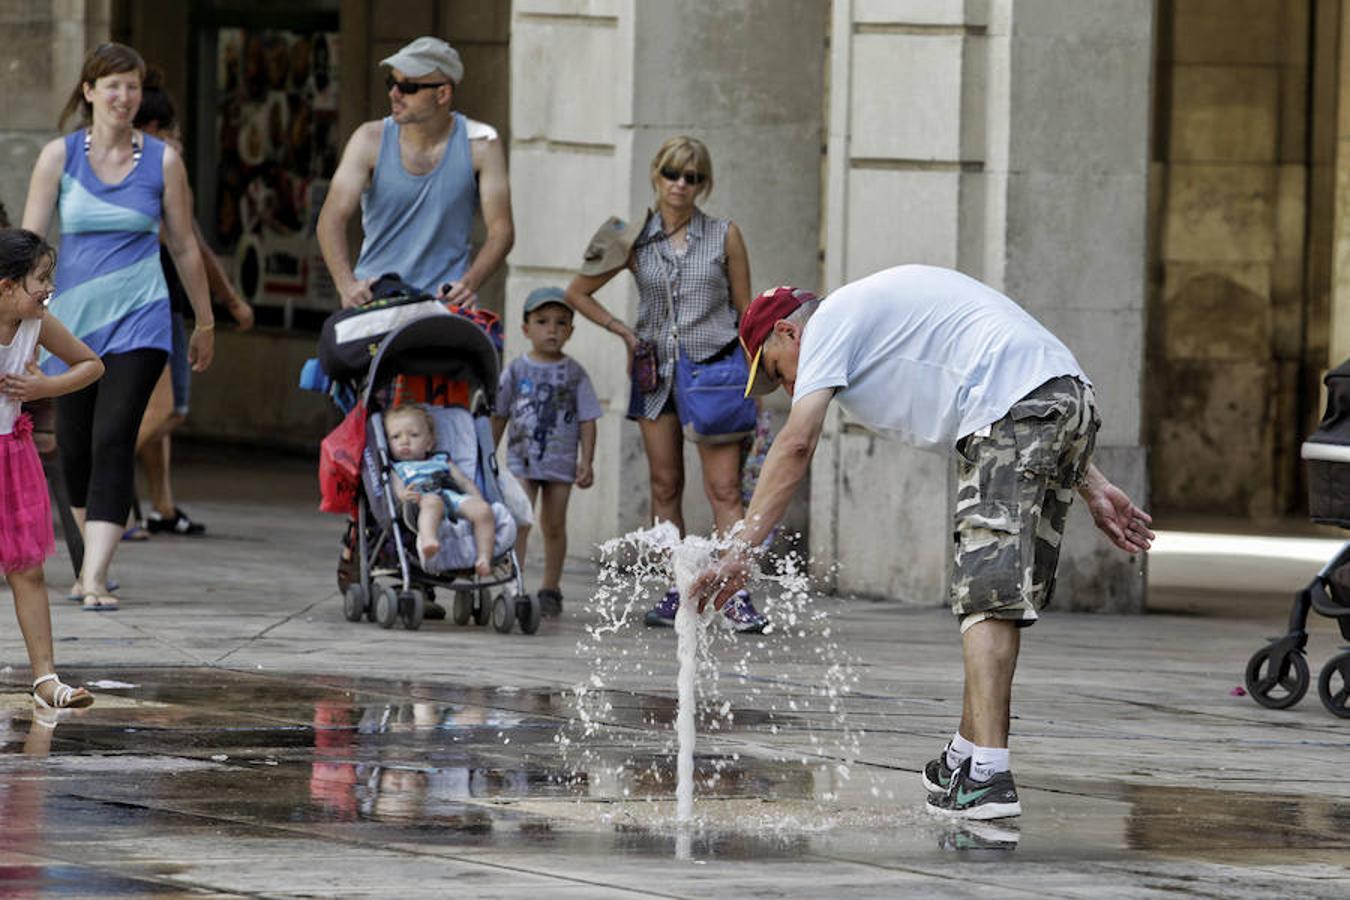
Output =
[{"x1": 22, "y1": 43, "x2": 215, "y2": 611}]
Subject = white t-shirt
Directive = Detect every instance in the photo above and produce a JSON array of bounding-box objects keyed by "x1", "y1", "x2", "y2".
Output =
[{"x1": 792, "y1": 265, "x2": 1087, "y2": 453}]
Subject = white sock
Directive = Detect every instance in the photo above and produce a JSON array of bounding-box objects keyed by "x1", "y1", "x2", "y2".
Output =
[
  {"x1": 970, "y1": 745, "x2": 1010, "y2": 782},
  {"x1": 945, "y1": 732, "x2": 975, "y2": 770}
]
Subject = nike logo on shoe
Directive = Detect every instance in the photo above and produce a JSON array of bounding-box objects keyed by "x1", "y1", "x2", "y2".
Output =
[{"x1": 956, "y1": 783, "x2": 997, "y2": 805}]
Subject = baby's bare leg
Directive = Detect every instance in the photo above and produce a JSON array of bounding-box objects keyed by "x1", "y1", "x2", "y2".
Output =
[
  {"x1": 461, "y1": 497, "x2": 496, "y2": 576},
  {"x1": 416, "y1": 493, "x2": 444, "y2": 562}
]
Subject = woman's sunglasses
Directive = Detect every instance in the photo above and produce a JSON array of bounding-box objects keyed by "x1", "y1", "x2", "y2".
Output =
[
  {"x1": 385, "y1": 75, "x2": 449, "y2": 95},
  {"x1": 659, "y1": 166, "x2": 706, "y2": 187}
]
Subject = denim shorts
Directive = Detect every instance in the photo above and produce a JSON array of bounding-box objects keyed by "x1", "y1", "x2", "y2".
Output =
[{"x1": 169, "y1": 313, "x2": 191, "y2": 416}]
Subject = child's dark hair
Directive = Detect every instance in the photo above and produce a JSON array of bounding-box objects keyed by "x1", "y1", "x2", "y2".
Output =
[
  {"x1": 133, "y1": 66, "x2": 176, "y2": 131},
  {"x1": 0, "y1": 229, "x2": 56, "y2": 284},
  {"x1": 0, "y1": 200, "x2": 10, "y2": 228},
  {"x1": 59, "y1": 42, "x2": 147, "y2": 131}
]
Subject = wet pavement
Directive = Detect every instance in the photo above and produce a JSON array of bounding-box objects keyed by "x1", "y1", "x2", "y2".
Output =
[{"x1": 0, "y1": 447, "x2": 1347, "y2": 897}]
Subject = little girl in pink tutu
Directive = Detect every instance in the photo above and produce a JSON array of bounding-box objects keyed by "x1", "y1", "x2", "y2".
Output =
[{"x1": 0, "y1": 229, "x2": 105, "y2": 710}]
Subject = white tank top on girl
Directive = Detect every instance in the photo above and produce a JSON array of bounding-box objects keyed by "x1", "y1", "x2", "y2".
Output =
[
  {"x1": 791, "y1": 265, "x2": 1087, "y2": 454},
  {"x1": 0, "y1": 317, "x2": 41, "y2": 436}
]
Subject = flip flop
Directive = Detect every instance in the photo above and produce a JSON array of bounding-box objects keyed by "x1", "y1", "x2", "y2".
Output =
[
  {"x1": 81, "y1": 593, "x2": 119, "y2": 612},
  {"x1": 122, "y1": 526, "x2": 150, "y2": 542},
  {"x1": 66, "y1": 578, "x2": 119, "y2": 603}
]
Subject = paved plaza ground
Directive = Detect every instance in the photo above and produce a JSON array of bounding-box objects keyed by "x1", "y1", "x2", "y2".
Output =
[{"x1": 1, "y1": 447, "x2": 1347, "y2": 898}]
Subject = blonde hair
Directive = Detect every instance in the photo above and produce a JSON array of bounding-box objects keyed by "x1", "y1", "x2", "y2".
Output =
[
  {"x1": 385, "y1": 404, "x2": 437, "y2": 440},
  {"x1": 650, "y1": 135, "x2": 714, "y2": 200}
]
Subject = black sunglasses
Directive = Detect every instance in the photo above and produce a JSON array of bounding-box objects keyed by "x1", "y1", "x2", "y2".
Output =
[
  {"x1": 385, "y1": 75, "x2": 450, "y2": 95},
  {"x1": 659, "y1": 166, "x2": 706, "y2": 186}
]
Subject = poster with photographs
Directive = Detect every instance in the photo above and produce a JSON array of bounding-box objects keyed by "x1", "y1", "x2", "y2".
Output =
[{"x1": 215, "y1": 27, "x2": 339, "y2": 312}]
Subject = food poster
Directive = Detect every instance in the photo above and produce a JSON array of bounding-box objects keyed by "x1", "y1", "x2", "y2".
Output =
[{"x1": 215, "y1": 28, "x2": 340, "y2": 313}]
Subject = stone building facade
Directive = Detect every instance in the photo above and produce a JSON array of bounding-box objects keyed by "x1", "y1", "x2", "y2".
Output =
[{"x1": 16, "y1": 0, "x2": 1339, "y2": 614}]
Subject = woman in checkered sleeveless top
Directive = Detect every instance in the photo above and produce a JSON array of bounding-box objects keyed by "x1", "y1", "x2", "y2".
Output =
[{"x1": 566, "y1": 136, "x2": 769, "y2": 632}]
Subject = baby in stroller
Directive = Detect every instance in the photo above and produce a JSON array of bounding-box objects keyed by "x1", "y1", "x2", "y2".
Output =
[{"x1": 385, "y1": 404, "x2": 496, "y2": 576}]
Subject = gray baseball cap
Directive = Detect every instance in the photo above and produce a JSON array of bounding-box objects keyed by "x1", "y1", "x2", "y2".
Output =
[
  {"x1": 522, "y1": 286, "x2": 571, "y2": 319},
  {"x1": 380, "y1": 36, "x2": 464, "y2": 84}
]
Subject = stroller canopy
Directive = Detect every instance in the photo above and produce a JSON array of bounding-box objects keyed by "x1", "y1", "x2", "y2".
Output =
[
  {"x1": 360, "y1": 314, "x2": 501, "y2": 410},
  {"x1": 1309, "y1": 359, "x2": 1350, "y2": 447}
]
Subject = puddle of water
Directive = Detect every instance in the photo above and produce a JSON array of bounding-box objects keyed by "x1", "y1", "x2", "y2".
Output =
[{"x1": 2, "y1": 666, "x2": 1347, "y2": 889}]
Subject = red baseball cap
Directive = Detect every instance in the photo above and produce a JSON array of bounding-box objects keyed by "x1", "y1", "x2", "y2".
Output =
[{"x1": 739, "y1": 285, "x2": 818, "y2": 397}]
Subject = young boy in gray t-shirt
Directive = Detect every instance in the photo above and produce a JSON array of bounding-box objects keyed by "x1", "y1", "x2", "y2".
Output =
[{"x1": 491, "y1": 287, "x2": 602, "y2": 616}]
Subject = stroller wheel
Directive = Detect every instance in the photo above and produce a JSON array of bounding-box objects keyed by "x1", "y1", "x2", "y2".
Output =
[
  {"x1": 517, "y1": 593, "x2": 542, "y2": 635},
  {"x1": 399, "y1": 590, "x2": 424, "y2": 631},
  {"x1": 452, "y1": 591, "x2": 474, "y2": 626},
  {"x1": 1245, "y1": 643, "x2": 1310, "y2": 709},
  {"x1": 1317, "y1": 652, "x2": 1350, "y2": 718},
  {"x1": 491, "y1": 593, "x2": 514, "y2": 633},
  {"x1": 343, "y1": 584, "x2": 368, "y2": 623},
  {"x1": 375, "y1": 584, "x2": 400, "y2": 629},
  {"x1": 474, "y1": 588, "x2": 493, "y2": 627}
]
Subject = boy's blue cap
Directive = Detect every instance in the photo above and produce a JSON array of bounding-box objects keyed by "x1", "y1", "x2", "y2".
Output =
[{"x1": 523, "y1": 286, "x2": 571, "y2": 318}]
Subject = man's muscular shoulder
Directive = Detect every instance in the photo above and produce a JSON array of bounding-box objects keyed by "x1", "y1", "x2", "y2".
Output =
[{"x1": 347, "y1": 119, "x2": 386, "y2": 166}]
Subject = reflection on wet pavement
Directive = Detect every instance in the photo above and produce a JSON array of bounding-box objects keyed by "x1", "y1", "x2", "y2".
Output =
[{"x1": 1, "y1": 667, "x2": 1347, "y2": 896}]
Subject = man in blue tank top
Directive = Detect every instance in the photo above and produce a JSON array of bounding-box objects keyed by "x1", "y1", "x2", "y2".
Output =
[{"x1": 317, "y1": 36, "x2": 514, "y2": 308}]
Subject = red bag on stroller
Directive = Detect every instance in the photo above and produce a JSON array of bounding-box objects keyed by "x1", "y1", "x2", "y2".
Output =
[{"x1": 319, "y1": 404, "x2": 368, "y2": 516}]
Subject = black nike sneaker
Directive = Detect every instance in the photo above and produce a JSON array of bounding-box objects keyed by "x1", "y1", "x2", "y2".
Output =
[
  {"x1": 926, "y1": 758, "x2": 1022, "y2": 820},
  {"x1": 922, "y1": 749, "x2": 956, "y2": 795}
]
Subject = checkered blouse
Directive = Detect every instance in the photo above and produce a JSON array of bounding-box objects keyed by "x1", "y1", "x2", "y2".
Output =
[{"x1": 629, "y1": 209, "x2": 739, "y2": 420}]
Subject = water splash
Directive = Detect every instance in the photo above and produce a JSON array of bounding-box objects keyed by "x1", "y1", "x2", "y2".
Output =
[{"x1": 561, "y1": 521, "x2": 864, "y2": 834}]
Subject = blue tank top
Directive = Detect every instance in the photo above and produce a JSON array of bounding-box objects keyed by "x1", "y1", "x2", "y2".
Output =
[
  {"x1": 354, "y1": 114, "x2": 476, "y2": 294},
  {"x1": 43, "y1": 130, "x2": 171, "y2": 374}
]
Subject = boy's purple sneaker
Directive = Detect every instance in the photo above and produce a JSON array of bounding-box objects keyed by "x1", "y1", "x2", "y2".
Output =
[
  {"x1": 643, "y1": 588, "x2": 680, "y2": 627},
  {"x1": 722, "y1": 591, "x2": 768, "y2": 634},
  {"x1": 641, "y1": 589, "x2": 769, "y2": 634}
]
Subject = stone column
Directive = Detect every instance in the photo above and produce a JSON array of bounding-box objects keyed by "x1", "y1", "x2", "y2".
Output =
[
  {"x1": 1331, "y1": 2, "x2": 1350, "y2": 368},
  {"x1": 508, "y1": 1, "x2": 827, "y2": 558},
  {"x1": 1000, "y1": 0, "x2": 1152, "y2": 612},
  {"x1": 0, "y1": 1, "x2": 110, "y2": 226},
  {"x1": 817, "y1": 0, "x2": 1151, "y2": 612},
  {"x1": 816, "y1": 0, "x2": 992, "y2": 602}
]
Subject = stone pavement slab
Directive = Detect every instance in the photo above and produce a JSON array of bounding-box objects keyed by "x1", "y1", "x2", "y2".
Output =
[{"x1": 0, "y1": 448, "x2": 1346, "y2": 897}]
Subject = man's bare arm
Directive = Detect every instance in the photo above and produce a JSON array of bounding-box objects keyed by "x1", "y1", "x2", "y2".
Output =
[
  {"x1": 445, "y1": 137, "x2": 514, "y2": 304},
  {"x1": 316, "y1": 122, "x2": 381, "y2": 308},
  {"x1": 690, "y1": 388, "x2": 834, "y2": 611}
]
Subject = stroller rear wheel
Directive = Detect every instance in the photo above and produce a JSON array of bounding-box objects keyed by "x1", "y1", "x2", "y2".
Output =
[
  {"x1": 399, "y1": 590, "x2": 424, "y2": 630},
  {"x1": 1245, "y1": 642, "x2": 1310, "y2": 709},
  {"x1": 517, "y1": 593, "x2": 542, "y2": 635},
  {"x1": 375, "y1": 584, "x2": 400, "y2": 629},
  {"x1": 343, "y1": 584, "x2": 368, "y2": 623},
  {"x1": 452, "y1": 591, "x2": 474, "y2": 626},
  {"x1": 474, "y1": 588, "x2": 493, "y2": 627},
  {"x1": 1317, "y1": 652, "x2": 1350, "y2": 718},
  {"x1": 491, "y1": 592, "x2": 514, "y2": 633}
]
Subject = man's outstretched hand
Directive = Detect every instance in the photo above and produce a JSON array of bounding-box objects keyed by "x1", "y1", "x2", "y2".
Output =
[
  {"x1": 689, "y1": 548, "x2": 752, "y2": 614},
  {"x1": 1079, "y1": 465, "x2": 1154, "y2": 554}
]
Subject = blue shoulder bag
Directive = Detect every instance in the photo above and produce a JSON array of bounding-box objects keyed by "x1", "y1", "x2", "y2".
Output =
[{"x1": 660, "y1": 259, "x2": 757, "y2": 443}]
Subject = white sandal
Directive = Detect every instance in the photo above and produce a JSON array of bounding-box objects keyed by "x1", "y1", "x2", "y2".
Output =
[{"x1": 32, "y1": 673, "x2": 94, "y2": 710}]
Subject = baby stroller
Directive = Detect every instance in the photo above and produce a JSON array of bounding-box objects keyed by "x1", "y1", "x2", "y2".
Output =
[
  {"x1": 1245, "y1": 360, "x2": 1350, "y2": 717},
  {"x1": 317, "y1": 283, "x2": 537, "y2": 634}
]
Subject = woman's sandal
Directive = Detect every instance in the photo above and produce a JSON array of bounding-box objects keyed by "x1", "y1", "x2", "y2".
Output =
[
  {"x1": 82, "y1": 593, "x2": 119, "y2": 612},
  {"x1": 32, "y1": 673, "x2": 94, "y2": 710},
  {"x1": 66, "y1": 578, "x2": 119, "y2": 603}
]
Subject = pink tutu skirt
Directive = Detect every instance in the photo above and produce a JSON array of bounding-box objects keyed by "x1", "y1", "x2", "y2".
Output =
[{"x1": 0, "y1": 414, "x2": 55, "y2": 575}]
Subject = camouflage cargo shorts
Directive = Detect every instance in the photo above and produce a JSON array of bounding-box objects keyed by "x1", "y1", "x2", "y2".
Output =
[{"x1": 950, "y1": 376, "x2": 1100, "y2": 632}]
